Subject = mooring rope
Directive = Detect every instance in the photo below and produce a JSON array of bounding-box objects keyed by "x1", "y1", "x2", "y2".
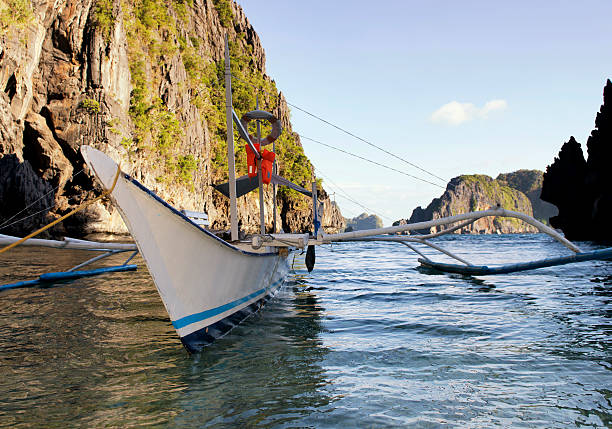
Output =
[{"x1": 0, "y1": 166, "x2": 122, "y2": 255}]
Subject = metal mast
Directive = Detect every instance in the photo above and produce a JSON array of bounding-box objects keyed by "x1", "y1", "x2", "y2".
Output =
[
  {"x1": 224, "y1": 34, "x2": 238, "y2": 241},
  {"x1": 256, "y1": 95, "x2": 265, "y2": 235}
]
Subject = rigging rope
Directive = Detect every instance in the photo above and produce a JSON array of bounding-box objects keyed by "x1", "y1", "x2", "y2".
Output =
[
  {"x1": 0, "y1": 169, "x2": 85, "y2": 231},
  {"x1": 301, "y1": 135, "x2": 445, "y2": 189},
  {"x1": 229, "y1": 73, "x2": 447, "y2": 185},
  {"x1": 0, "y1": 166, "x2": 122, "y2": 255},
  {"x1": 0, "y1": 206, "x2": 59, "y2": 232},
  {"x1": 315, "y1": 168, "x2": 394, "y2": 222}
]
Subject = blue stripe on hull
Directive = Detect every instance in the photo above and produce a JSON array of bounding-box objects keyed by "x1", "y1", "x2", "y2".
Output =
[
  {"x1": 179, "y1": 284, "x2": 282, "y2": 353},
  {"x1": 171, "y1": 278, "x2": 285, "y2": 330}
]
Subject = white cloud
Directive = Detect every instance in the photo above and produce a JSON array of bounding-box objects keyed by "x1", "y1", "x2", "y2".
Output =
[
  {"x1": 480, "y1": 99, "x2": 508, "y2": 117},
  {"x1": 431, "y1": 99, "x2": 507, "y2": 125}
]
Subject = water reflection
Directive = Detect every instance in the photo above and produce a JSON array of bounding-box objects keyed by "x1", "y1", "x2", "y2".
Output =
[
  {"x1": 168, "y1": 274, "x2": 332, "y2": 426},
  {"x1": 1, "y1": 237, "x2": 612, "y2": 427}
]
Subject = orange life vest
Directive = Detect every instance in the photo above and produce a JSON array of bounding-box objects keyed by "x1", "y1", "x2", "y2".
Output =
[
  {"x1": 261, "y1": 149, "x2": 276, "y2": 184},
  {"x1": 245, "y1": 143, "x2": 260, "y2": 178},
  {"x1": 245, "y1": 144, "x2": 275, "y2": 184}
]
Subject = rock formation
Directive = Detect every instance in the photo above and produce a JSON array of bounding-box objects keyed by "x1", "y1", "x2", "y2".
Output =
[
  {"x1": 541, "y1": 79, "x2": 612, "y2": 242},
  {"x1": 496, "y1": 169, "x2": 557, "y2": 222},
  {"x1": 395, "y1": 174, "x2": 538, "y2": 234},
  {"x1": 0, "y1": 0, "x2": 344, "y2": 238},
  {"x1": 344, "y1": 213, "x2": 382, "y2": 232}
]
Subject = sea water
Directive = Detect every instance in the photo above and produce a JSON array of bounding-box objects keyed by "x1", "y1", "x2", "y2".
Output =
[{"x1": 0, "y1": 234, "x2": 610, "y2": 427}]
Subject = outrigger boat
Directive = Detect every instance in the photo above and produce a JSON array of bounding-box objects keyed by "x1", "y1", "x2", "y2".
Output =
[
  {"x1": 4, "y1": 36, "x2": 612, "y2": 353},
  {"x1": 79, "y1": 36, "x2": 311, "y2": 352}
]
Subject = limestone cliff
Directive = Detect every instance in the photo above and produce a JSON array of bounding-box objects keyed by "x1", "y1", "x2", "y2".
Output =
[
  {"x1": 395, "y1": 174, "x2": 537, "y2": 234},
  {"x1": 0, "y1": 0, "x2": 344, "y2": 238},
  {"x1": 541, "y1": 80, "x2": 612, "y2": 242}
]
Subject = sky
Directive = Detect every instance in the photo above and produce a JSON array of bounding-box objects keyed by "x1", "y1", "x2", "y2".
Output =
[{"x1": 237, "y1": 0, "x2": 612, "y2": 225}]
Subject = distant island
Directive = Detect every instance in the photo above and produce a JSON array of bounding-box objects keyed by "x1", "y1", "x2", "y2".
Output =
[
  {"x1": 541, "y1": 79, "x2": 612, "y2": 242},
  {"x1": 397, "y1": 79, "x2": 612, "y2": 239},
  {"x1": 394, "y1": 170, "x2": 557, "y2": 235},
  {"x1": 344, "y1": 213, "x2": 383, "y2": 232}
]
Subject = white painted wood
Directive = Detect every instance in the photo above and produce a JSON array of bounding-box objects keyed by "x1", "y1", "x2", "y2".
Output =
[
  {"x1": 180, "y1": 210, "x2": 209, "y2": 227},
  {"x1": 322, "y1": 207, "x2": 582, "y2": 253},
  {"x1": 180, "y1": 210, "x2": 208, "y2": 220},
  {"x1": 81, "y1": 146, "x2": 290, "y2": 339}
]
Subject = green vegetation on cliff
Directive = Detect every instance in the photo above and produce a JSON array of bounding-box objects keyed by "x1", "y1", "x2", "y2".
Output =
[
  {"x1": 496, "y1": 169, "x2": 557, "y2": 223},
  {"x1": 496, "y1": 170, "x2": 542, "y2": 194},
  {"x1": 459, "y1": 174, "x2": 522, "y2": 212},
  {"x1": 111, "y1": 0, "x2": 312, "y2": 197},
  {"x1": 212, "y1": 0, "x2": 233, "y2": 27},
  {"x1": 93, "y1": 0, "x2": 114, "y2": 41},
  {"x1": 0, "y1": 0, "x2": 33, "y2": 35},
  {"x1": 406, "y1": 173, "x2": 538, "y2": 234}
]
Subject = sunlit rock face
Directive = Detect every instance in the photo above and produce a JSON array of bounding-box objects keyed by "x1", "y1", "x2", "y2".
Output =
[
  {"x1": 396, "y1": 173, "x2": 539, "y2": 235},
  {"x1": 0, "y1": 0, "x2": 343, "y2": 237}
]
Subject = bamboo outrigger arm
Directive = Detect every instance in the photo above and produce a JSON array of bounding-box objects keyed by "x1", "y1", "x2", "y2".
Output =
[
  {"x1": 0, "y1": 234, "x2": 138, "y2": 292},
  {"x1": 0, "y1": 234, "x2": 137, "y2": 251},
  {"x1": 319, "y1": 207, "x2": 582, "y2": 254},
  {"x1": 248, "y1": 207, "x2": 612, "y2": 276}
]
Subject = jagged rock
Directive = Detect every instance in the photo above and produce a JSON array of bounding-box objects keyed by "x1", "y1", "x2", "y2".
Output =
[
  {"x1": 277, "y1": 186, "x2": 344, "y2": 234},
  {"x1": 344, "y1": 213, "x2": 383, "y2": 232},
  {"x1": 542, "y1": 80, "x2": 612, "y2": 242},
  {"x1": 23, "y1": 111, "x2": 73, "y2": 189},
  {"x1": 397, "y1": 175, "x2": 537, "y2": 235}
]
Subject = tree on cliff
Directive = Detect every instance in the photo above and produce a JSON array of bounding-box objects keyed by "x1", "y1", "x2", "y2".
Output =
[{"x1": 541, "y1": 79, "x2": 612, "y2": 241}]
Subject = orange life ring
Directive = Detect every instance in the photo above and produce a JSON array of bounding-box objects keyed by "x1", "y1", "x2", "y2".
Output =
[{"x1": 240, "y1": 110, "x2": 282, "y2": 146}]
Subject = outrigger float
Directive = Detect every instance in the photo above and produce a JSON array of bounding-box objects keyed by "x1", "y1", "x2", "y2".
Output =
[
  {"x1": 0, "y1": 234, "x2": 138, "y2": 291},
  {"x1": 3, "y1": 35, "x2": 612, "y2": 352}
]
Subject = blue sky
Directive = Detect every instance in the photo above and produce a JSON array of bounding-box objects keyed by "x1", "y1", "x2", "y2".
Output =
[{"x1": 237, "y1": 0, "x2": 612, "y2": 225}]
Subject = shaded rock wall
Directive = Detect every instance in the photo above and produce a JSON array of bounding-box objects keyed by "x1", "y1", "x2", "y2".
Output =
[{"x1": 541, "y1": 79, "x2": 612, "y2": 241}]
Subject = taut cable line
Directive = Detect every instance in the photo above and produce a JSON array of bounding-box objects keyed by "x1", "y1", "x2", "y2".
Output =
[
  {"x1": 0, "y1": 166, "x2": 122, "y2": 255},
  {"x1": 315, "y1": 168, "x2": 394, "y2": 222},
  {"x1": 301, "y1": 135, "x2": 445, "y2": 189},
  {"x1": 0, "y1": 169, "x2": 85, "y2": 230},
  {"x1": 229, "y1": 73, "x2": 447, "y2": 185}
]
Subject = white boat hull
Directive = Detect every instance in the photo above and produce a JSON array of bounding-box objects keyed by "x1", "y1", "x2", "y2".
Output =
[{"x1": 81, "y1": 146, "x2": 291, "y2": 352}]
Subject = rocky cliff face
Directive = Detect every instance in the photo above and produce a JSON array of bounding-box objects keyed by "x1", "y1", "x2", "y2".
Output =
[
  {"x1": 541, "y1": 80, "x2": 612, "y2": 242},
  {"x1": 396, "y1": 174, "x2": 537, "y2": 234},
  {"x1": 496, "y1": 169, "x2": 557, "y2": 222},
  {"x1": 344, "y1": 213, "x2": 382, "y2": 232},
  {"x1": 0, "y1": 0, "x2": 344, "y2": 237}
]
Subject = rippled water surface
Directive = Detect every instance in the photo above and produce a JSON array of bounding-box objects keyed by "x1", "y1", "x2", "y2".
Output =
[{"x1": 1, "y1": 234, "x2": 611, "y2": 427}]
